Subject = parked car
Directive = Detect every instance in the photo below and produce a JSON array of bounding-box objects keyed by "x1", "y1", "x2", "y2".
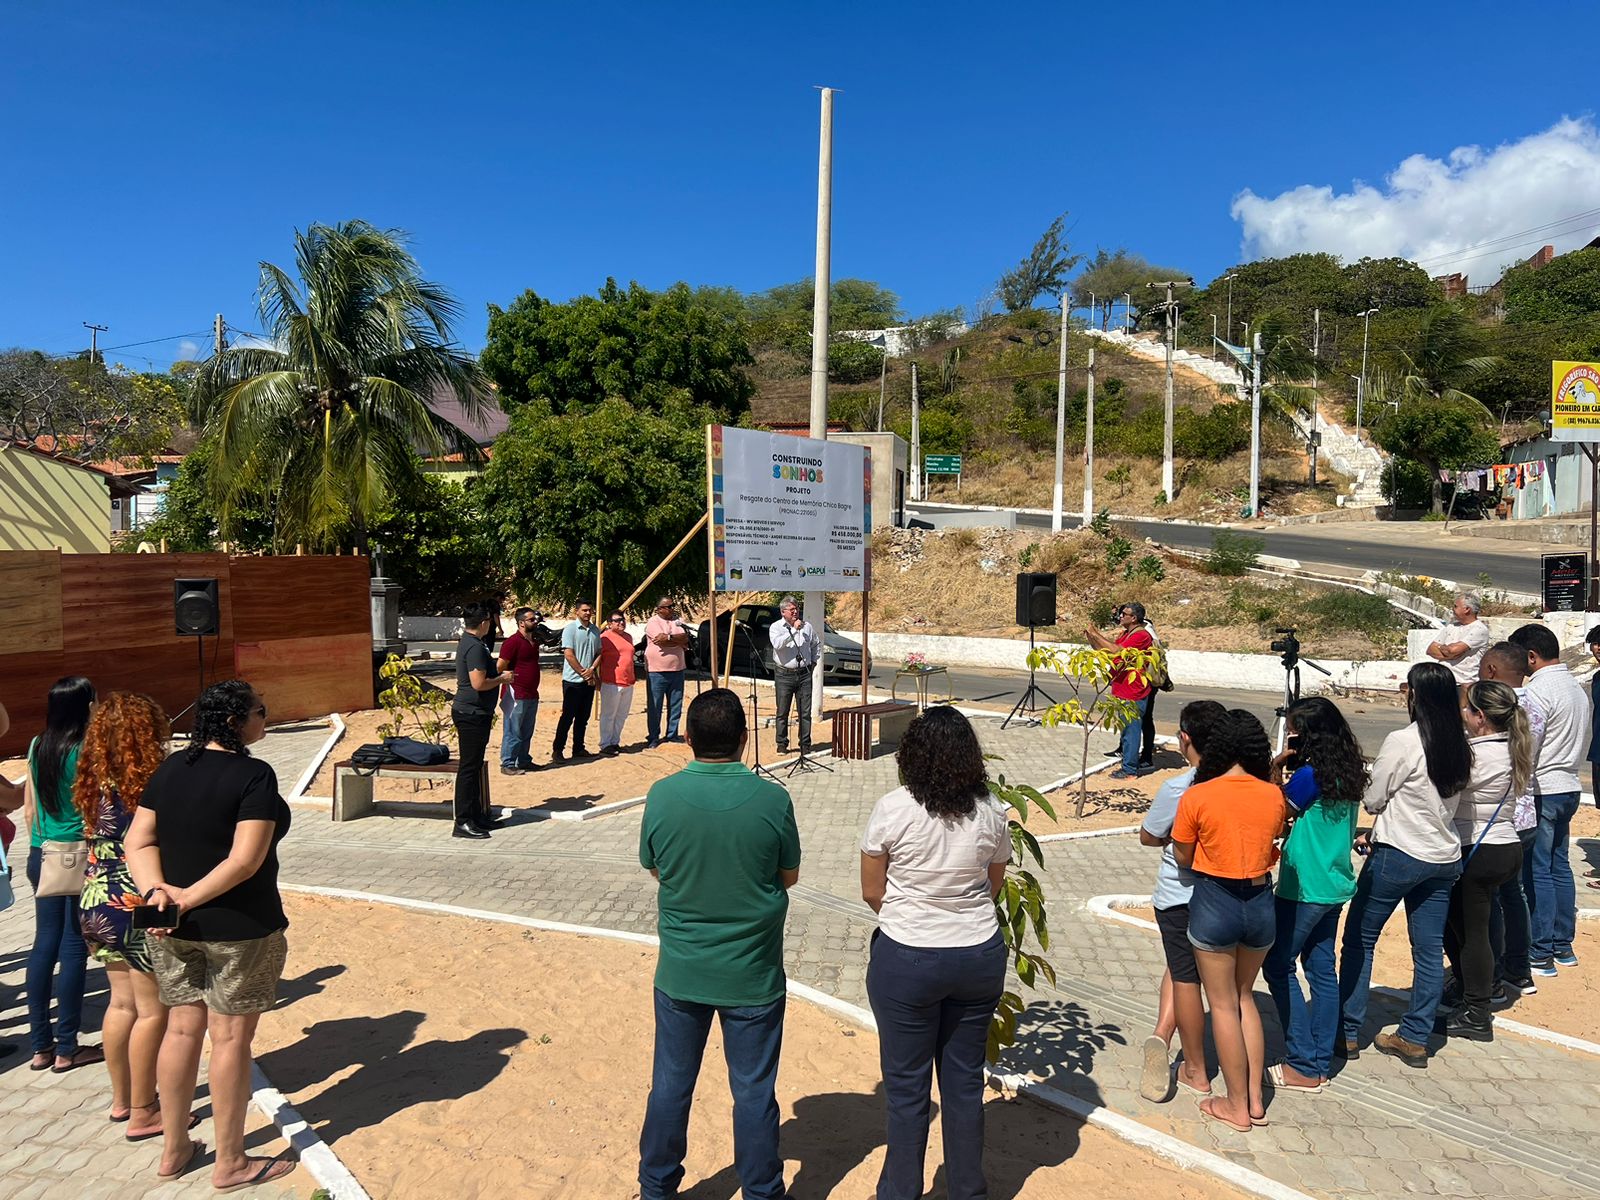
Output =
[
  {"x1": 633, "y1": 622, "x2": 700, "y2": 674},
  {"x1": 696, "y1": 602, "x2": 870, "y2": 682}
]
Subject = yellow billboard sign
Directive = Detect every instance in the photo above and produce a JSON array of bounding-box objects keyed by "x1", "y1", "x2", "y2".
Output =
[{"x1": 1552, "y1": 360, "x2": 1600, "y2": 441}]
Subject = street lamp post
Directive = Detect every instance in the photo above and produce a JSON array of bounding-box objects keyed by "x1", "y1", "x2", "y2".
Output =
[
  {"x1": 1211, "y1": 313, "x2": 1218, "y2": 358},
  {"x1": 1349, "y1": 374, "x2": 1364, "y2": 435},
  {"x1": 1088, "y1": 291, "x2": 1096, "y2": 331},
  {"x1": 1121, "y1": 292, "x2": 1131, "y2": 334},
  {"x1": 1146, "y1": 278, "x2": 1193, "y2": 502},
  {"x1": 1357, "y1": 306, "x2": 1378, "y2": 437},
  {"x1": 1224, "y1": 272, "x2": 1236, "y2": 342}
]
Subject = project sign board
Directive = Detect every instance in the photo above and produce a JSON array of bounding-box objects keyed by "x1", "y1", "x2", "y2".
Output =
[
  {"x1": 1551, "y1": 361, "x2": 1600, "y2": 442},
  {"x1": 709, "y1": 425, "x2": 870, "y2": 593}
]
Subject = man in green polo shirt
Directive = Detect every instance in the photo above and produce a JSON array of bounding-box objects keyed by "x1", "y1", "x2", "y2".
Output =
[{"x1": 638, "y1": 687, "x2": 801, "y2": 1200}]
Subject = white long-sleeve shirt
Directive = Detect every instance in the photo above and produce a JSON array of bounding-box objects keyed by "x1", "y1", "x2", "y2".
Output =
[
  {"x1": 1363, "y1": 723, "x2": 1463, "y2": 864},
  {"x1": 1523, "y1": 662, "x2": 1589, "y2": 796},
  {"x1": 768, "y1": 618, "x2": 818, "y2": 670}
]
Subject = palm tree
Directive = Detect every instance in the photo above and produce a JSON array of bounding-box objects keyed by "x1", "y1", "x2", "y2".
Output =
[{"x1": 193, "y1": 221, "x2": 490, "y2": 550}]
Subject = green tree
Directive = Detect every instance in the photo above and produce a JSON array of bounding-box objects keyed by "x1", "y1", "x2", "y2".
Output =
[
  {"x1": 478, "y1": 398, "x2": 709, "y2": 603},
  {"x1": 482, "y1": 279, "x2": 755, "y2": 421},
  {"x1": 0, "y1": 350, "x2": 187, "y2": 462},
  {"x1": 1371, "y1": 396, "x2": 1499, "y2": 514},
  {"x1": 133, "y1": 437, "x2": 274, "y2": 552},
  {"x1": 368, "y1": 473, "x2": 509, "y2": 613},
  {"x1": 1071, "y1": 249, "x2": 1189, "y2": 327},
  {"x1": 1340, "y1": 256, "x2": 1440, "y2": 313},
  {"x1": 192, "y1": 221, "x2": 489, "y2": 551},
  {"x1": 1503, "y1": 247, "x2": 1600, "y2": 325},
  {"x1": 998, "y1": 214, "x2": 1083, "y2": 312}
]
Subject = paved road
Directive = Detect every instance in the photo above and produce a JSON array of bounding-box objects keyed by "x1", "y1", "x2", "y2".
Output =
[{"x1": 921, "y1": 504, "x2": 1545, "y2": 593}]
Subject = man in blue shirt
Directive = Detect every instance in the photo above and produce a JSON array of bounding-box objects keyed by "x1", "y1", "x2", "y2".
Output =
[{"x1": 552, "y1": 602, "x2": 600, "y2": 761}]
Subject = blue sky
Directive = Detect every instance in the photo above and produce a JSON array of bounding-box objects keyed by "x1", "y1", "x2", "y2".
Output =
[{"x1": 4, "y1": 1, "x2": 1598, "y2": 369}]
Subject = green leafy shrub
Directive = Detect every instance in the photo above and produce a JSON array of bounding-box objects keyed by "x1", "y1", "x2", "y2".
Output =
[
  {"x1": 1088, "y1": 596, "x2": 1119, "y2": 627},
  {"x1": 1104, "y1": 535, "x2": 1134, "y2": 570},
  {"x1": 828, "y1": 337, "x2": 884, "y2": 384},
  {"x1": 1205, "y1": 530, "x2": 1265, "y2": 576},
  {"x1": 1125, "y1": 554, "x2": 1166, "y2": 582},
  {"x1": 1303, "y1": 588, "x2": 1396, "y2": 636},
  {"x1": 1103, "y1": 466, "x2": 1131, "y2": 499},
  {"x1": 1088, "y1": 508, "x2": 1113, "y2": 537},
  {"x1": 1018, "y1": 541, "x2": 1039, "y2": 569}
]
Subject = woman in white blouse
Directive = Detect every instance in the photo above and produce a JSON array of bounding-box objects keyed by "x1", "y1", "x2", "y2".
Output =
[
  {"x1": 1337, "y1": 662, "x2": 1471, "y2": 1069},
  {"x1": 861, "y1": 706, "x2": 1011, "y2": 1200},
  {"x1": 1441, "y1": 680, "x2": 1533, "y2": 1042}
]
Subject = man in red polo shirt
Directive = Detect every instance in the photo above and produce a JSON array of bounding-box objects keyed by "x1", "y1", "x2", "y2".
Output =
[
  {"x1": 497, "y1": 607, "x2": 544, "y2": 774},
  {"x1": 1085, "y1": 601, "x2": 1155, "y2": 779}
]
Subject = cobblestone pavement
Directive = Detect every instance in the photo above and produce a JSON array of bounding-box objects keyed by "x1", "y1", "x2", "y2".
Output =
[
  {"x1": 17, "y1": 715, "x2": 1600, "y2": 1198},
  {"x1": 0, "y1": 898, "x2": 308, "y2": 1198}
]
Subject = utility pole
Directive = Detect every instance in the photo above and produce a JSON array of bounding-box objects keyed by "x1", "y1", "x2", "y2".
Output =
[
  {"x1": 1211, "y1": 314, "x2": 1218, "y2": 358},
  {"x1": 1051, "y1": 293, "x2": 1068, "y2": 532},
  {"x1": 1121, "y1": 293, "x2": 1131, "y2": 334},
  {"x1": 1084, "y1": 345, "x2": 1096, "y2": 523},
  {"x1": 874, "y1": 337, "x2": 888, "y2": 431},
  {"x1": 83, "y1": 322, "x2": 108, "y2": 364},
  {"x1": 214, "y1": 313, "x2": 227, "y2": 358},
  {"x1": 1309, "y1": 307, "x2": 1320, "y2": 485},
  {"x1": 910, "y1": 361, "x2": 921, "y2": 502},
  {"x1": 1088, "y1": 291, "x2": 1096, "y2": 331},
  {"x1": 1357, "y1": 305, "x2": 1378, "y2": 437},
  {"x1": 1224, "y1": 272, "x2": 1236, "y2": 342},
  {"x1": 1147, "y1": 278, "x2": 1191, "y2": 502},
  {"x1": 805, "y1": 86, "x2": 835, "y2": 737},
  {"x1": 1249, "y1": 331, "x2": 1263, "y2": 519}
]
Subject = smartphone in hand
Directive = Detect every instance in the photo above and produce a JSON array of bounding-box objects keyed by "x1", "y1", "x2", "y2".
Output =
[{"x1": 132, "y1": 904, "x2": 180, "y2": 930}]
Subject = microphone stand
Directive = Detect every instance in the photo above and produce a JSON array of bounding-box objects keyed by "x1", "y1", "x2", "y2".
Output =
[
  {"x1": 738, "y1": 621, "x2": 785, "y2": 786},
  {"x1": 780, "y1": 622, "x2": 833, "y2": 778}
]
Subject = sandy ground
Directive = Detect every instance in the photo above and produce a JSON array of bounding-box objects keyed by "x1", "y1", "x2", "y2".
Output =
[
  {"x1": 254, "y1": 893, "x2": 1250, "y2": 1200},
  {"x1": 306, "y1": 674, "x2": 842, "y2": 814},
  {"x1": 1116, "y1": 897, "x2": 1600, "y2": 1046},
  {"x1": 1020, "y1": 752, "x2": 1188, "y2": 835}
]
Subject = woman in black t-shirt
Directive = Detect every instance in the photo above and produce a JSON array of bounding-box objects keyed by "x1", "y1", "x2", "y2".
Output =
[{"x1": 126, "y1": 680, "x2": 293, "y2": 1190}]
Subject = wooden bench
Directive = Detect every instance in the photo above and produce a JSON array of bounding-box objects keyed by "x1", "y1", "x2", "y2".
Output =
[
  {"x1": 831, "y1": 701, "x2": 917, "y2": 762},
  {"x1": 332, "y1": 758, "x2": 481, "y2": 822}
]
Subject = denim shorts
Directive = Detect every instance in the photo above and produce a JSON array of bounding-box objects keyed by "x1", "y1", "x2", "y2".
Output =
[{"x1": 1187, "y1": 873, "x2": 1276, "y2": 953}]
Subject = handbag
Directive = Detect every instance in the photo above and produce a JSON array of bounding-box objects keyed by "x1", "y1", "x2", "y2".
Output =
[
  {"x1": 36, "y1": 838, "x2": 90, "y2": 897},
  {"x1": 384, "y1": 736, "x2": 450, "y2": 766}
]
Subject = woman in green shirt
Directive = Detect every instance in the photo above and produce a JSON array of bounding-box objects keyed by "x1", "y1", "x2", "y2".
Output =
[
  {"x1": 25, "y1": 675, "x2": 98, "y2": 1072},
  {"x1": 1261, "y1": 697, "x2": 1367, "y2": 1092}
]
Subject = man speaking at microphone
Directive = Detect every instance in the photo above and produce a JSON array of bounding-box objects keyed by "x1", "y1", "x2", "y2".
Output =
[{"x1": 769, "y1": 595, "x2": 818, "y2": 756}]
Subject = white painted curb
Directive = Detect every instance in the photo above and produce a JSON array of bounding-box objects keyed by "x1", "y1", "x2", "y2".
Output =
[
  {"x1": 1031, "y1": 735, "x2": 1175, "y2": 844},
  {"x1": 1083, "y1": 895, "x2": 1600, "y2": 1058},
  {"x1": 286, "y1": 714, "x2": 344, "y2": 802},
  {"x1": 250, "y1": 1064, "x2": 372, "y2": 1200},
  {"x1": 276, "y1": 884, "x2": 1313, "y2": 1200}
]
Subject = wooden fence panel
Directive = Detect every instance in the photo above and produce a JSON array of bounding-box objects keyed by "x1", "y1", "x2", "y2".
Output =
[{"x1": 0, "y1": 553, "x2": 373, "y2": 757}]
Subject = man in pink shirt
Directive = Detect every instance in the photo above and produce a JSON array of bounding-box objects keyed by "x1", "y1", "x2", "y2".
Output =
[
  {"x1": 643, "y1": 598, "x2": 690, "y2": 748},
  {"x1": 598, "y1": 610, "x2": 638, "y2": 755}
]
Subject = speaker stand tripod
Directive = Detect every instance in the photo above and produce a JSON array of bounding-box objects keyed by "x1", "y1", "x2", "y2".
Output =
[
  {"x1": 1003, "y1": 623, "x2": 1057, "y2": 729},
  {"x1": 737, "y1": 624, "x2": 785, "y2": 786}
]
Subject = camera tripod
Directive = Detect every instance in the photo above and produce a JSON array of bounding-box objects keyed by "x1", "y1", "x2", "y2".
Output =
[
  {"x1": 1270, "y1": 629, "x2": 1332, "y2": 752},
  {"x1": 1003, "y1": 623, "x2": 1058, "y2": 729}
]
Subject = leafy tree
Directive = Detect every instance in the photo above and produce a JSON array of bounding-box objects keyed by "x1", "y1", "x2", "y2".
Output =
[
  {"x1": 1503, "y1": 247, "x2": 1600, "y2": 325},
  {"x1": 192, "y1": 220, "x2": 489, "y2": 552},
  {"x1": 478, "y1": 398, "x2": 709, "y2": 604},
  {"x1": 1370, "y1": 395, "x2": 1499, "y2": 514},
  {"x1": 1340, "y1": 256, "x2": 1440, "y2": 313},
  {"x1": 828, "y1": 338, "x2": 884, "y2": 384},
  {"x1": 133, "y1": 437, "x2": 274, "y2": 552},
  {"x1": 1184, "y1": 253, "x2": 1344, "y2": 345},
  {"x1": 368, "y1": 472, "x2": 509, "y2": 613},
  {"x1": 482, "y1": 279, "x2": 755, "y2": 421},
  {"x1": 0, "y1": 350, "x2": 186, "y2": 461},
  {"x1": 1071, "y1": 249, "x2": 1189, "y2": 327},
  {"x1": 998, "y1": 214, "x2": 1083, "y2": 312}
]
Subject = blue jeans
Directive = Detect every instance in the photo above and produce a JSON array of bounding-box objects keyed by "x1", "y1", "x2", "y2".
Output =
[
  {"x1": 1529, "y1": 791, "x2": 1580, "y2": 963},
  {"x1": 1262, "y1": 897, "x2": 1342, "y2": 1079},
  {"x1": 639, "y1": 989, "x2": 786, "y2": 1200},
  {"x1": 25, "y1": 846, "x2": 88, "y2": 1058},
  {"x1": 1490, "y1": 826, "x2": 1537, "y2": 980},
  {"x1": 647, "y1": 671, "x2": 686, "y2": 746},
  {"x1": 866, "y1": 929, "x2": 1006, "y2": 1200},
  {"x1": 499, "y1": 695, "x2": 538, "y2": 768},
  {"x1": 1338, "y1": 845, "x2": 1461, "y2": 1047},
  {"x1": 1119, "y1": 696, "x2": 1150, "y2": 772}
]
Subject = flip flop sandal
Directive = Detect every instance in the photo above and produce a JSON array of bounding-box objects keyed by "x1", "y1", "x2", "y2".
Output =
[
  {"x1": 127, "y1": 1112, "x2": 201, "y2": 1142},
  {"x1": 157, "y1": 1140, "x2": 206, "y2": 1181},
  {"x1": 109, "y1": 1109, "x2": 131, "y2": 1123},
  {"x1": 214, "y1": 1154, "x2": 296, "y2": 1194},
  {"x1": 1139, "y1": 1035, "x2": 1172, "y2": 1101},
  {"x1": 1267, "y1": 1062, "x2": 1326, "y2": 1093},
  {"x1": 50, "y1": 1045, "x2": 105, "y2": 1073},
  {"x1": 1175, "y1": 1075, "x2": 1213, "y2": 1098},
  {"x1": 1196, "y1": 1097, "x2": 1252, "y2": 1133}
]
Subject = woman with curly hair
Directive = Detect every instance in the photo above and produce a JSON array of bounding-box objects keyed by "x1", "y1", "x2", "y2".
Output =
[
  {"x1": 860, "y1": 705, "x2": 1011, "y2": 1200},
  {"x1": 73, "y1": 691, "x2": 184, "y2": 1135},
  {"x1": 125, "y1": 680, "x2": 293, "y2": 1189},
  {"x1": 1261, "y1": 697, "x2": 1368, "y2": 1093},
  {"x1": 1170, "y1": 709, "x2": 1284, "y2": 1133}
]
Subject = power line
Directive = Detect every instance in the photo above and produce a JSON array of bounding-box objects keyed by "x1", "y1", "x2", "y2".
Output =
[{"x1": 1411, "y1": 207, "x2": 1600, "y2": 267}]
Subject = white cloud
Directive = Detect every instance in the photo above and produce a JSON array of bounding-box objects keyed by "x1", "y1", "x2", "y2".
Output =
[
  {"x1": 230, "y1": 333, "x2": 282, "y2": 351},
  {"x1": 1231, "y1": 117, "x2": 1600, "y2": 283},
  {"x1": 175, "y1": 339, "x2": 199, "y2": 360}
]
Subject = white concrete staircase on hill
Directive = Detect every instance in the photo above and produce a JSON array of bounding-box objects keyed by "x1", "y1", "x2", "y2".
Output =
[{"x1": 1083, "y1": 327, "x2": 1389, "y2": 508}]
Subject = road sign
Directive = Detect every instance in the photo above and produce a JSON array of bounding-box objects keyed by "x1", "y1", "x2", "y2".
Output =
[
  {"x1": 924, "y1": 454, "x2": 963, "y2": 475},
  {"x1": 1542, "y1": 552, "x2": 1588, "y2": 613},
  {"x1": 1552, "y1": 361, "x2": 1600, "y2": 442}
]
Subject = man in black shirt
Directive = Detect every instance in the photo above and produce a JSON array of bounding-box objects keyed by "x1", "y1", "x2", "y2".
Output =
[{"x1": 453, "y1": 602, "x2": 512, "y2": 840}]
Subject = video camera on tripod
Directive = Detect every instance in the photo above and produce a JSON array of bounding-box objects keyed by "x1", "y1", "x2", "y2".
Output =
[
  {"x1": 1271, "y1": 627, "x2": 1301, "y2": 670},
  {"x1": 1269, "y1": 627, "x2": 1331, "y2": 753}
]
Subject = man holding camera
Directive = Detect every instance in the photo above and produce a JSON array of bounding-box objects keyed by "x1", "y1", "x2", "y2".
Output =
[
  {"x1": 768, "y1": 596, "x2": 818, "y2": 756},
  {"x1": 1085, "y1": 602, "x2": 1154, "y2": 779}
]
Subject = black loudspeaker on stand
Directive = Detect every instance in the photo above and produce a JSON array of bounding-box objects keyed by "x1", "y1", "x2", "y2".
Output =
[
  {"x1": 173, "y1": 578, "x2": 220, "y2": 732},
  {"x1": 1004, "y1": 572, "x2": 1059, "y2": 729}
]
